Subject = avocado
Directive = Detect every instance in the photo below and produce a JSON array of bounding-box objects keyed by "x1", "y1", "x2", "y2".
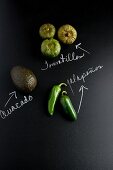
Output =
[{"x1": 10, "y1": 66, "x2": 37, "y2": 93}]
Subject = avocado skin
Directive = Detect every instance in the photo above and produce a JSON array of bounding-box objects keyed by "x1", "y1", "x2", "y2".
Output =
[{"x1": 10, "y1": 66, "x2": 37, "y2": 93}]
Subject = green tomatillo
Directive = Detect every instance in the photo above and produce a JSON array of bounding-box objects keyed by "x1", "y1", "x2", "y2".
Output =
[
  {"x1": 39, "y1": 23, "x2": 56, "y2": 39},
  {"x1": 41, "y1": 38, "x2": 61, "y2": 58}
]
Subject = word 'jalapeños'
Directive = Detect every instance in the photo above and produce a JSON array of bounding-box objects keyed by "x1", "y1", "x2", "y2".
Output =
[
  {"x1": 67, "y1": 65, "x2": 103, "y2": 95},
  {"x1": 0, "y1": 95, "x2": 33, "y2": 119}
]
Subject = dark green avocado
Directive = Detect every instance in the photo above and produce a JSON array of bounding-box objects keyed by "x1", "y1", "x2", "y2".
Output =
[{"x1": 10, "y1": 66, "x2": 37, "y2": 93}]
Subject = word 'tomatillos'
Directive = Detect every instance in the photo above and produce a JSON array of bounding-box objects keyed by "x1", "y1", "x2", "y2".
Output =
[{"x1": 41, "y1": 43, "x2": 90, "y2": 71}]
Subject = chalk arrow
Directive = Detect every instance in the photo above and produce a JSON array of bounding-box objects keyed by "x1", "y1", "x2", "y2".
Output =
[
  {"x1": 77, "y1": 85, "x2": 88, "y2": 113},
  {"x1": 75, "y1": 43, "x2": 90, "y2": 54},
  {"x1": 4, "y1": 91, "x2": 17, "y2": 107}
]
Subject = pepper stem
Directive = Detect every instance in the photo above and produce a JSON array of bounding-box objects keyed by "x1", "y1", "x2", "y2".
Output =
[
  {"x1": 59, "y1": 83, "x2": 67, "y2": 88},
  {"x1": 62, "y1": 91, "x2": 68, "y2": 96}
]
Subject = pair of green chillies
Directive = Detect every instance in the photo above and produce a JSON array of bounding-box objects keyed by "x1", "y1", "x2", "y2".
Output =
[{"x1": 48, "y1": 83, "x2": 77, "y2": 121}]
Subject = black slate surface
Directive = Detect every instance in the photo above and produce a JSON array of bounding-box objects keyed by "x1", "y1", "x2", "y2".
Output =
[{"x1": 0, "y1": 1, "x2": 113, "y2": 169}]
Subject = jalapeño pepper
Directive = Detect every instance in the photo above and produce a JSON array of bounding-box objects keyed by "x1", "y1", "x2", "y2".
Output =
[
  {"x1": 60, "y1": 91, "x2": 77, "y2": 121},
  {"x1": 48, "y1": 83, "x2": 67, "y2": 116}
]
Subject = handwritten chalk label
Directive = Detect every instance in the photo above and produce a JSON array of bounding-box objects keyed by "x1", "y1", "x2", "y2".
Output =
[
  {"x1": 41, "y1": 43, "x2": 90, "y2": 71},
  {"x1": 0, "y1": 92, "x2": 33, "y2": 119},
  {"x1": 67, "y1": 65, "x2": 103, "y2": 95}
]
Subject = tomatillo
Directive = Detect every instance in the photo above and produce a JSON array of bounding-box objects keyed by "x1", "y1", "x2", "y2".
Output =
[
  {"x1": 58, "y1": 24, "x2": 77, "y2": 44},
  {"x1": 41, "y1": 38, "x2": 61, "y2": 58},
  {"x1": 39, "y1": 23, "x2": 56, "y2": 39}
]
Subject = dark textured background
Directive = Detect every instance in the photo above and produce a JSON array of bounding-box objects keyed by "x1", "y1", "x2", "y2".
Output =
[{"x1": 0, "y1": 0, "x2": 113, "y2": 169}]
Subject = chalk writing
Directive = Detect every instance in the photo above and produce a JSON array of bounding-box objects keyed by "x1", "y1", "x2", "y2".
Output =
[
  {"x1": 77, "y1": 85, "x2": 88, "y2": 113},
  {"x1": 41, "y1": 43, "x2": 90, "y2": 71},
  {"x1": 4, "y1": 91, "x2": 17, "y2": 107},
  {"x1": 67, "y1": 65, "x2": 103, "y2": 95},
  {"x1": 75, "y1": 43, "x2": 90, "y2": 54},
  {"x1": 0, "y1": 93, "x2": 33, "y2": 119}
]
